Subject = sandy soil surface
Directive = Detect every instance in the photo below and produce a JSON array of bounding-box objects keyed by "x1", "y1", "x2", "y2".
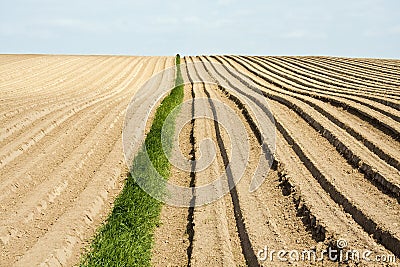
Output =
[
  {"x1": 1, "y1": 54, "x2": 399, "y2": 266},
  {"x1": 0, "y1": 55, "x2": 174, "y2": 266},
  {"x1": 151, "y1": 55, "x2": 399, "y2": 266}
]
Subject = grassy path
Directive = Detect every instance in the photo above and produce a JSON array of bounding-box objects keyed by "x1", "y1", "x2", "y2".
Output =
[{"x1": 81, "y1": 55, "x2": 184, "y2": 266}]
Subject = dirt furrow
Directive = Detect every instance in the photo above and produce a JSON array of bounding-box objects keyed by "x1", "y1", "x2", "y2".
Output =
[
  {"x1": 0, "y1": 58, "x2": 148, "y2": 170},
  {"x1": 2, "y1": 54, "x2": 399, "y2": 267},
  {"x1": 201, "y1": 57, "x2": 394, "y2": 264},
  {"x1": 221, "y1": 55, "x2": 400, "y2": 174},
  {"x1": 316, "y1": 56, "x2": 400, "y2": 72},
  {"x1": 223, "y1": 55, "x2": 400, "y2": 141},
  {"x1": 200, "y1": 56, "x2": 400, "y2": 258},
  {"x1": 0, "y1": 57, "x2": 141, "y2": 145},
  {"x1": 216, "y1": 56, "x2": 400, "y2": 197},
  {"x1": 266, "y1": 94, "x2": 400, "y2": 197},
  {"x1": 0, "y1": 57, "x2": 111, "y2": 122},
  {"x1": 314, "y1": 56, "x2": 400, "y2": 83},
  {"x1": 0, "y1": 56, "x2": 125, "y2": 117},
  {"x1": 264, "y1": 56, "x2": 400, "y2": 97},
  {"x1": 196, "y1": 57, "x2": 336, "y2": 266},
  {"x1": 309, "y1": 56, "x2": 400, "y2": 82},
  {"x1": 332, "y1": 57, "x2": 400, "y2": 74},
  {"x1": 0, "y1": 55, "x2": 65, "y2": 82},
  {"x1": 0, "y1": 56, "x2": 115, "y2": 104},
  {"x1": 269, "y1": 100, "x2": 400, "y2": 256},
  {"x1": 221, "y1": 56, "x2": 400, "y2": 158},
  {"x1": 0, "y1": 85, "x2": 137, "y2": 260},
  {"x1": 279, "y1": 56, "x2": 400, "y2": 91},
  {"x1": 14, "y1": 137, "x2": 127, "y2": 267},
  {"x1": 152, "y1": 57, "x2": 199, "y2": 266},
  {"x1": 1, "y1": 104, "x2": 126, "y2": 264},
  {"x1": 0, "y1": 55, "x2": 42, "y2": 67},
  {"x1": 285, "y1": 56, "x2": 400, "y2": 86},
  {"x1": 0, "y1": 56, "x2": 173, "y2": 266},
  {"x1": 274, "y1": 130, "x2": 392, "y2": 255},
  {"x1": 2, "y1": 56, "x2": 167, "y2": 205},
  {"x1": 186, "y1": 58, "x2": 245, "y2": 266},
  {"x1": 0, "y1": 56, "x2": 143, "y2": 137},
  {"x1": 247, "y1": 56, "x2": 400, "y2": 113},
  {"x1": 0, "y1": 93, "x2": 128, "y2": 206},
  {"x1": 0, "y1": 56, "x2": 84, "y2": 93}
]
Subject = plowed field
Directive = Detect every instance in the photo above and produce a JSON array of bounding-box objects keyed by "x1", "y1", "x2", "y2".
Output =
[{"x1": 0, "y1": 55, "x2": 399, "y2": 266}]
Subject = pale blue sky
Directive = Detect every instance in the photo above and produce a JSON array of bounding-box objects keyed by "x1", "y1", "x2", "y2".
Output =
[{"x1": 1, "y1": 0, "x2": 399, "y2": 58}]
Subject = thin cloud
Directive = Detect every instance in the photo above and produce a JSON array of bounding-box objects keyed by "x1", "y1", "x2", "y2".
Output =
[
  {"x1": 364, "y1": 25, "x2": 400, "y2": 37},
  {"x1": 0, "y1": 0, "x2": 399, "y2": 57},
  {"x1": 281, "y1": 30, "x2": 307, "y2": 39},
  {"x1": 216, "y1": 0, "x2": 235, "y2": 6},
  {"x1": 281, "y1": 30, "x2": 327, "y2": 39}
]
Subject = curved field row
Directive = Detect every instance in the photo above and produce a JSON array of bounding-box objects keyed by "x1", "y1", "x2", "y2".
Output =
[
  {"x1": 335, "y1": 56, "x2": 400, "y2": 73},
  {"x1": 0, "y1": 55, "x2": 44, "y2": 68},
  {"x1": 0, "y1": 56, "x2": 148, "y2": 145},
  {"x1": 0, "y1": 56, "x2": 115, "y2": 99},
  {"x1": 255, "y1": 56, "x2": 400, "y2": 112},
  {"x1": 0, "y1": 55, "x2": 46, "y2": 72},
  {"x1": 0, "y1": 57, "x2": 141, "y2": 158},
  {"x1": 217, "y1": 56, "x2": 400, "y2": 172},
  {"x1": 152, "y1": 55, "x2": 398, "y2": 266},
  {"x1": 216, "y1": 56, "x2": 400, "y2": 188},
  {"x1": 153, "y1": 56, "x2": 329, "y2": 266},
  {"x1": 202, "y1": 55, "x2": 400, "y2": 259},
  {"x1": 263, "y1": 56, "x2": 400, "y2": 95},
  {"x1": 307, "y1": 56, "x2": 400, "y2": 80},
  {"x1": 244, "y1": 56, "x2": 400, "y2": 113},
  {"x1": 280, "y1": 56, "x2": 400, "y2": 89},
  {"x1": 0, "y1": 55, "x2": 78, "y2": 84},
  {"x1": 0, "y1": 57, "x2": 116, "y2": 121},
  {"x1": 0, "y1": 55, "x2": 174, "y2": 266},
  {"x1": 315, "y1": 56, "x2": 400, "y2": 73},
  {"x1": 1, "y1": 54, "x2": 399, "y2": 266},
  {"x1": 224, "y1": 55, "x2": 400, "y2": 141},
  {"x1": 0, "y1": 57, "x2": 139, "y2": 141}
]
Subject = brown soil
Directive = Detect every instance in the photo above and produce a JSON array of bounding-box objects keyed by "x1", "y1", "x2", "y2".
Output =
[
  {"x1": 1, "y1": 54, "x2": 399, "y2": 267},
  {"x1": 0, "y1": 55, "x2": 175, "y2": 266},
  {"x1": 152, "y1": 55, "x2": 399, "y2": 266}
]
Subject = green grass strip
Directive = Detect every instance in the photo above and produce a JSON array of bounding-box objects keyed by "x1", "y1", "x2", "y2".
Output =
[{"x1": 81, "y1": 54, "x2": 184, "y2": 267}]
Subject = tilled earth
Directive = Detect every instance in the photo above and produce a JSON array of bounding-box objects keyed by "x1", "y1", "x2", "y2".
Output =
[
  {"x1": 0, "y1": 55, "x2": 399, "y2": 266},
  {"x1": 152, "y1": 56, "x2": 400, "y2": 266},
  {"x1": 0, "y1": 55, "x2": 173, "y2": 266}
]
